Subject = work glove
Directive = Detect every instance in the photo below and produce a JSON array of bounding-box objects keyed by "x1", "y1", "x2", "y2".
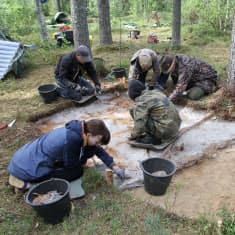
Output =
[
  {"x1": 74, "y1": 84, "x2": 81, "y2": 92},
  {"x1": 81, "y1": 87, "x2": 89, "y2": 96},
  {"x1": 95, "y1": 84, "x2": 102, "y2": 95},
  {"x1": 113, "y1": 168, "x2": 125, "y2": 180}
]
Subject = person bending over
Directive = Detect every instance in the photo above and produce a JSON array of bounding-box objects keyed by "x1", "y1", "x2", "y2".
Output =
[
  {"x1": 128, "y1": 79, "x2": 181, "y2": 145},
  {"x1": 8, "y1": 119, "x2": 125, "y2": 192},
  {"x1": 55, "y1": 45, "x2": 102, "y2": 101}
]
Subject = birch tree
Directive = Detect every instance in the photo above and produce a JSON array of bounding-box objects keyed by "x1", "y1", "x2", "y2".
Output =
[{"x1": 35, "y1": 0, "x2": 48, "y2": 42}]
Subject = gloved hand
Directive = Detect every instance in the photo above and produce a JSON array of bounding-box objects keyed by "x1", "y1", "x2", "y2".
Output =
[
  {"x1": 148, "y1": 85, "x2": 154, "y2": 90},
  {"x1": 113, "y1": 168, "x2": 125, "y2": 180},
  {"x1": 95, "y1": 85, "x2": 102, "y2": 95},
  {"x1": 81, "y1": 86, "x2": 89, "y2": 96},
  {"x1": 74, "y1": 84, "x2": 81, "y2": 92}
]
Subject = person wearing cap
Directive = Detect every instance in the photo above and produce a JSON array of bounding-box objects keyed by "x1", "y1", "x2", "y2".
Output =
[
  {"x1": 55, "y1": 45, "x2": 102, "y2": 101},
  {"x1": 128, "y1": 48, "x2": 162, "y2": 90},
  {"x1": 128, "y1": 79, "x2": 181, "y2": 145},
  {"x1": 159, "y1": 54, "x2": 218, "y2": 103},
  {"x1": 8, "y1": 119, "x2": 125, "y2": 199}
]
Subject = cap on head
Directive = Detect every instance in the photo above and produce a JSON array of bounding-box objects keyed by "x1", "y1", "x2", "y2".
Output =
[
  {"x1": 159, "y1": 55, "x2": 176, "y2": 73},
  {"x1": 128, "y1": 79, "x2": 145, "y2": 100},
  {"x1": 76, "y1": 45, "x2": 92, "y2": 62},
  {"x1": 138, "y1": 54, "x2": 152, "y2": 71}
]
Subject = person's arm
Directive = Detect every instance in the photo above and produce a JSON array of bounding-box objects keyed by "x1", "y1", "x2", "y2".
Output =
[
  {"x1": 95, "y1": 147, "x2": 125, "y2": 179},
  {"x1": 84, "y1": 62, "x2": 100, "y2": 86},
  {"x1": 63, "y1": 131, "x2": 83, "y2": 168},
  {"x1": 169, "y1": 69, "x2": 192, "y2": 102},
  {"x1": 57, "y1": 56, "x2": 78, "y2": 89},
  {"x1": 151, "y1": 55, "x2": 161, "y2": 86}
]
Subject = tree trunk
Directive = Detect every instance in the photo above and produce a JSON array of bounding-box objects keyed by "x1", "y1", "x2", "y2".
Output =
[
  {"x1": 98, "y1": 0, "x2": 113, "y2": 45},
  {"x1": 35, "y1": 0, "x2": 48, "y2": 42},
  {"x1": 172, "y1": 0, "x2": 181, "y2": 48},
  {"x1": 227, "y1": 10, "x2": 235, "y2": 96},
  {"x1": 55, "y1": 0, "x2": 62, "y2": 12},
  {"x1": 70, "y1": 0, "x2": 90, "y2": 49}
]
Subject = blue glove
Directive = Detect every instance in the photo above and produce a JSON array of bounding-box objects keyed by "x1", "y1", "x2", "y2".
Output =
[{"x1": 113, "y1": 168, "x2": 125, "y2": 180}]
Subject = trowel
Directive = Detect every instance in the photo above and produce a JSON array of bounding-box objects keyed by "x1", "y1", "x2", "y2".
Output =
[{"x1": 0, "y1": 119, "x2": 16, "y2": 130}]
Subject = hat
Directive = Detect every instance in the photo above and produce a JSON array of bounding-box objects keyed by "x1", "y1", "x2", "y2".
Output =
[
  {"x1": 138, "y1": 54, "x2": 152, "y2": 71},
  {"x1": 128, "y1": 79, "x2": 145, "y2": 100},
  {"x1": 159, "y1": 55, "x2": 176, "y2": 73},
  {"x1": 76, "y1": 45, "x2": 92, "y2": 62}
]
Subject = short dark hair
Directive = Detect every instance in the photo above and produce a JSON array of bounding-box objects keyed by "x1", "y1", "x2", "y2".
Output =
[
  {"x1": 128, "y1": 79, "x2": 145, "y2": 100},
  {"x1": 85, "y1": 119, "x2": 110, "y2": 145}
]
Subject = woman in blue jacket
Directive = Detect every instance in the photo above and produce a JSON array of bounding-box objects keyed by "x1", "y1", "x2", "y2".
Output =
[{"x1": 8, "y1": 119, "x2": 125, "y2": 190}]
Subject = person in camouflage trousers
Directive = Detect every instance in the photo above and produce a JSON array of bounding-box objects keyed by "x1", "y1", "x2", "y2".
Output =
[
  {"x1": 158, "y1": 54, "x2": 218, "y2": 103},
  {"x1": 128, "y1": 79, "x2": 181, "y2": 145},
  {"x1": 128, "y1": 48, "x2": 163, "y2": 90}
]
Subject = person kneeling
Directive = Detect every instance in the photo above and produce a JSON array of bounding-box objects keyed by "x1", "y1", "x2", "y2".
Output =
[
  {"x1": 8, "y1": 119, "x2": 124, "y2": 198},
  {"x1": 128, "y1": 79, "x2": 181, "y2": 145}
]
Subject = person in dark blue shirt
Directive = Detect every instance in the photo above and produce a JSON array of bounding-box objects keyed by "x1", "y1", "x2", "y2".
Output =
[{"x1": 8, "y1": 119, "x2": 125, "y2": 191}]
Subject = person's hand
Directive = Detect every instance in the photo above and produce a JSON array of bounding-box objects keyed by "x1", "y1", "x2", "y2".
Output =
[
  {"x1": 148, "y1": 85, "x2": 154, "y2": 90},
  {"x1": 113, "y1": 168, "x2": 125, "y2": 180},
  {"x1": 74, "y1": 84, "x2": 81, "y2": 92},
  {"x1": 81, "y1": 87, "x2": 89, "y2": 96},
  {"x1": 95, "y1": 85, "x2": 102, "y2": 95}
]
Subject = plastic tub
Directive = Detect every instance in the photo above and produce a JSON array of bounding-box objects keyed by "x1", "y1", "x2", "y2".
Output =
[
  {"x1": 38, "y1": 84, "x2": 58, "y2": 103},
  {"x1": 25, "y1": 178, "x2": 71, "y2": 224},
  {"x1": 111, "y1": 67, "x2": 126, "y2": 78},
  {"x1": 140, "y1": 157, "x2": 176, "y2": 196}
]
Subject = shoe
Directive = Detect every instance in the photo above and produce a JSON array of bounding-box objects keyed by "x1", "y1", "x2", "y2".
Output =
[
  {"x1": 9, "y1": 175, "x2": 31, "y2": 189},
  {"x1": 136, "y1": 135, "x2": 161, "y2": 145}
]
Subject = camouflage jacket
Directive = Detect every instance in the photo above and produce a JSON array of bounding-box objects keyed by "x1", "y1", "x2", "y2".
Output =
[
  {"x1": 130, "y1": 90, "x2": 181, "y2": 142},
  {"x1": 128, "y1": 48, "x2": 160, "y2": 86},
  {"x1": 169, "y1": 54, "x2": 218, "y2": 102}
]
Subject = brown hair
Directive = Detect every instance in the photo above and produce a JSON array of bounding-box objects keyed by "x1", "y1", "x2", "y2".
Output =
[{"x1": 84, "y1": 119, "x2": 110, "y2": 145}]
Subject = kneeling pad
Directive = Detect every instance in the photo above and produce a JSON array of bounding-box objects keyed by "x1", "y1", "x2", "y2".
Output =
[
  {"x1": 69, "y1": 178, "x2": 85, "y2": 200},
  {"x1": 128, "y1": 135, "x2": 178, "y2": 151}
]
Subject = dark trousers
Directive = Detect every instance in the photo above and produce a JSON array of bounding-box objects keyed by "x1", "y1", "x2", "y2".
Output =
[
  {"x1": 30, "y1": 165, "x2": 84, "y2": 183},
  {"x1": 56, "y1": 77, "x2": 95, "y2": 100}
]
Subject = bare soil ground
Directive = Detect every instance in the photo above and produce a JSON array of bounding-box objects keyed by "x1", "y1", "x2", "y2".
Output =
[
  {"x1": 33, "y1": 92, "x2": 235, "y2": 220},
  {"x1": 132, "y1": 146, "x2": 235, "y2": 219}
]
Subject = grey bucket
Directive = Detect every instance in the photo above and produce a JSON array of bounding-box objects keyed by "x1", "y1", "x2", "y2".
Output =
[
  {"x1": 140, "y1": 157, "x2": 176, "y2": 196},
  {"x1": 38, "y1": 84, "x2": 58, "y2": 103}
]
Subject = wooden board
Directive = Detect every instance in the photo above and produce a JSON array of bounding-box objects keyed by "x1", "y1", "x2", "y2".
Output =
[
  {"x1": 73, "y1": 94, "x2": 97, "y2": 105},
  {"x1": 128, "y1": 135, "x2": 178, "y2": 151}
]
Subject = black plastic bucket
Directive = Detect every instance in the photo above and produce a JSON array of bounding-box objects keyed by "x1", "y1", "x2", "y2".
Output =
[
  {"x1": 140, "y1": 158, "x2": 176, "y2": 196},
  {"x1": 25, "y1": 178, "x2": 71, "y2": 224},
  {"x1": 111, "y1": 67, "x2": 126, "y2": 78},
  {"x1": 38, "y1": 84, "x2": 58, "y2": 103}
]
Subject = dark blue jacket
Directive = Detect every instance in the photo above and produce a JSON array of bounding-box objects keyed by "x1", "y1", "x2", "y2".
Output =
[{"x1": 8, "y1": 120, "x2": 114, "y2": 181}]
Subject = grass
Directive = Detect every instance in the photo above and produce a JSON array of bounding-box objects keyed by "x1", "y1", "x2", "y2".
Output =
[{"x1": 0, "y1": 18, "x2": 235, "y2": 234}]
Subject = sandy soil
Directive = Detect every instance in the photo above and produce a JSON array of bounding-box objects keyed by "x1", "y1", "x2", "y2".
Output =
[{"x1": 131, "y1": 146, "x2": 235, "y2": 219}]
